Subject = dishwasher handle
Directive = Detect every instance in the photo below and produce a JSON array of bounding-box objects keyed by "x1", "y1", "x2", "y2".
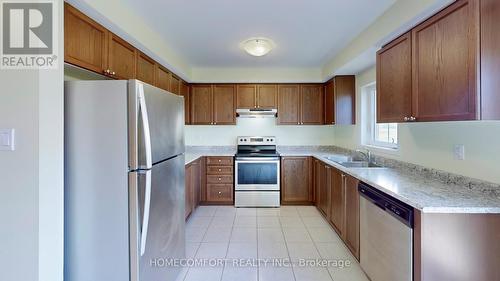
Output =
[{"x1": 359, "y1": 182, "x2": 414, "y2": 228}]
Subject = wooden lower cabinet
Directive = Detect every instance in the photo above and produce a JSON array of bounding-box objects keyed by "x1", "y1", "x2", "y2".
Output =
[
  {"x1": 314, "y1": 159, "x2": 360, "y2": 261},
  {"x1": 329, "y1": 168, "x2": 345, "y2": 236},
  {"x1": 206, "y1": 184, "x2": 233, "y2": 203},
  {"x1": 203, "y1": 156, "x2": 234, "y2": 205},
  {"x1": 281, "y1": 157, "x2": 313, "y2": 204},
  {"x1": 185, "y1": 158, "x2": 201, "y2": 219},
  {"x1": 316, "y1": 161, "x2": 330, "y2": 217},
  {"x1": 344, "y1": 175, "x2": 360, "y2": 260}
]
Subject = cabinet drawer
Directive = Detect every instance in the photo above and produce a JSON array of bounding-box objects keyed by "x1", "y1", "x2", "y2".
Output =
[
  {"x1": 207, "y1": 166, "x2": 233, "y2": 175},
  {"x1": 206, "y1": 184, "x2": 233, "y2": 202},
  {"x1": 206, "y1": 157, "x2": 233, "y2": 166},
  {"x1": 207, "y1": 175, "x2": 233, "y2": 184}
]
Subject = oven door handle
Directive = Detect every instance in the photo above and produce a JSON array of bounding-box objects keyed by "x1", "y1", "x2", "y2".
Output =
[{"x1": 235, "y1": 157, "x2": 280, "y2": 161}]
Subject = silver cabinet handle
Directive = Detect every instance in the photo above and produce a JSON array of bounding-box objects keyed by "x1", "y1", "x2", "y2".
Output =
[
  {"x1": 218, "y1": 191, "x2": 222, "y2": 195},
  {"x1": 218, "y1": 177, "x2": 222, "y2": 181},
  {"x1": 218, "y1": 169, "x2": 222, "y2": 172},
  {"x1": 218, "y1": 159, "x2": 222, "y2": 162}
]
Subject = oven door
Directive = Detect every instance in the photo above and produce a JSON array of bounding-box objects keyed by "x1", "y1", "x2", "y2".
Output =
[{"x1": 235, "y1": 158, "x2": 280, "y2": 191}]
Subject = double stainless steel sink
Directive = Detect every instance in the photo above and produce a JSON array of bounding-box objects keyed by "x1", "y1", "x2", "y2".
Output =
[{"x1": 324, "y1": 155, "x2": 383, "y2": 168}]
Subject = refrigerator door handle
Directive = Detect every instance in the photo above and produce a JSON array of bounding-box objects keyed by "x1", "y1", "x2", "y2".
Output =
[
  {"x1": 140, "y1": 169, "x2": 152, "y2": 256},
  {"x1": 137, "y1": 83, "x2": 153, "y2": 169}
]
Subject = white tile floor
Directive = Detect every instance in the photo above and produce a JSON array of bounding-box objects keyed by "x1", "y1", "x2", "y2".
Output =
[{"x1": 179, "y1": 205, "x2": 370, "y2": 281}]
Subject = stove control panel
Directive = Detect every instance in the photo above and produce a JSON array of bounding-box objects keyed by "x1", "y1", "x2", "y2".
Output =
[{"x1": 238, "y1": 136, "x2": 276, "y2": 145}]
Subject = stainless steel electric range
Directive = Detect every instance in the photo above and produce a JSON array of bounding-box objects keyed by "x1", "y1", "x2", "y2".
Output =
[{"x1": 234, "y1": 136, "x2": 280, "y2": 207}]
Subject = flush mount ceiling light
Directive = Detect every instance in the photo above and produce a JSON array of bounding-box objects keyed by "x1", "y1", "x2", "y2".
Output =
[{"x1": 240, "y1": 37, "x2": 275, "y2": 57}]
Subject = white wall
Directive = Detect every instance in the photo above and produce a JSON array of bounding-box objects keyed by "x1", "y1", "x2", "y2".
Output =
[
  {"x1": 334, "y1": 67, "x2": 500, "y2": 184},
  {"x1": 186, "y1": 118, "x2": 335, "y2": 146},
  {"x1": 0, "y1": 2, "x2": 64, "y2": 281}
]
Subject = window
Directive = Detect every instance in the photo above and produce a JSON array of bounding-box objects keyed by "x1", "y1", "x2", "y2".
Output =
[{"x1": 361, "y1": 83, "x2": 398, "y2": 149}]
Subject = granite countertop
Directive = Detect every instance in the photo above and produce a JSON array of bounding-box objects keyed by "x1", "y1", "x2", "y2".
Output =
[
  {"x1": 278, "y1": 148, "x2": 500, "y2": 214},
  {"x1": 184, "y1": 146, "x2": 236, "y2": 165}
]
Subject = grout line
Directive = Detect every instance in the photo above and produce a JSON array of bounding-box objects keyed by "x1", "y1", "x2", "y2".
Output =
[
  {"x1": 280, "y1": 207, "x2": 298, "y2": 281},
  {"x1": 183, "y1": 206, "x2": 217, "y2": 281}
]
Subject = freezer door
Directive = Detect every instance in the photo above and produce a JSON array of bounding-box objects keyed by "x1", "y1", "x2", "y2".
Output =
[
  {"x1": 129, "y1": 155, "x2": 186, "y2": 281},
  {"x1": 129, "y1": 80, "x2": 185, "y2": 170}
]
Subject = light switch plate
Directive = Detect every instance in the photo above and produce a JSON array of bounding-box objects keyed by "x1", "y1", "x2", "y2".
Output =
[
  {"x1": 0, "y1": 129, "x2": 15, "y2": 151},
  {"x1": 453, "y1": 144, "x2": 465, "y2": 160}
]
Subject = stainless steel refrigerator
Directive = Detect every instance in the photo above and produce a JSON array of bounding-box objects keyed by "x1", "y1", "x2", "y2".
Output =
[{"x1": 64, "y1": 80, "x2": 185, "y2": 281}]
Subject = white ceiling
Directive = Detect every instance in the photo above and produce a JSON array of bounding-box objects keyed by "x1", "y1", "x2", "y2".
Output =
[{"x1": 121, "y1": 0, "x2": 395, "y2": 69}]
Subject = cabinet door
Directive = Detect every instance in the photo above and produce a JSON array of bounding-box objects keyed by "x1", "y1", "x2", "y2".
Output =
[
  {"x1": 213, "y1": 85, "x2": 236, "y2": 125},
  {"x1": 237, "y1": 85, "x2": 257, "y2": 109},
  {"x1": 330, "y1": 168, "x2": 345, "y2": 237},
  {"x1": 301, "y1": 85, "x2": 324, "y2": 124},
  {"x1": 136, "y1": 52, "x2": 155, "y2": 85},
  {"x1": 192, "y1": 160, "x2": 201, "y2": 209},
  {"x1": 412, "y1": 0, "x2": 479, "y2": 121},
  {"x1": 277, "y1": 85, "x2": 301, "y2": 125},
  {"x1": 344, "y1": 175, "x2": 360, "y2": 260},
  {"x1": 170, "y1": 75, "x2": 180, "y2": 95},
  {"x1": 180, "y1": 82, "x2": 190, "y2": 124},
  {"x1": 281, "y1": 157, "x2": 312, "y2": 204},
  {"x1": 185, "y1": 164, "x2": 193, "y2": 219},
  {"x1": 318, "y1": 164, "x2": 330, "y2": 218},
  {"x1": 480, "y1": 0, "x2": 500, "y2": 120},
  {"x1": 377, "y1": 32, "x2": 413, "y2": 123},
  {"x1": 324, "y1": 80, "x2": 335, "y2": 125},
  {"x1": 191, "y1": 85, "x2": 213, "y2": 125},
  {"x1": 64, "y1": 3, "x2": 108, "y2": 74},
  {"x1": 156, "y1": 65, "x2": 171, "y2": 92},
  {"x1": 108, "y1": 33, "x2": 136, "y2": 79},
  {"x1": 334, "y1": 76, "x2": 356, "y2": 125},
  {"x1": 257, "y1": 84, "x2": 277, "y2": 108}
]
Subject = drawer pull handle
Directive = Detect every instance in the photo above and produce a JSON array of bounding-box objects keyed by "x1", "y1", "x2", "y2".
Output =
[
  {"x1": 218, "y1": 178, "x2": 222, "y2": 181},
  {"x1": 218, "y1": 169, "x2": 222, "y2": 172},
  {"x1": 218, "y1": 191, "x2": 222, "y2": 195},
  {"x1": 218, "y1": 159, "x2": 222, "y2": 162}
]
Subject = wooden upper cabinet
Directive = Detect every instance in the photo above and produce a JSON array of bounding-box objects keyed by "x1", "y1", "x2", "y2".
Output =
[
  {"x1": 324, "y1": 76, "x2": 356, "y2": 125},
  {"x1": 191, "y1": 85, "x2": 213, "y2": 125},
  {"x1": 301, "y1": 85, "x2": 324, "y2": 124},
  {"x1": 329, "y1": 168, "x2": 345, "y2": 237},
  {"x1": 412, "y1": 0, "x2": 479, "y2": 121},
  {"x1": 180, "y1": 82, "x2": 190, "y2": 124},
  {"x1": 277, "y1": 85, "x2": 300, "y2": 125},
  {"x1": 281, "y1": 157, "x2": 312, "y2": 204},
  {"x1": 170, "y1": 75, "x2": 180, "y2": 95},
  {"x1": 237, "y1": 85, "x2": 257, "y2": 109},
  {"x1": 213, "y1": 85, "x2": 236, "y2": 125},
  {"x1": 377, "y1": 32, "x2": 413, "y2": 123},
  {"x1": 64, "y1": 3, "x2": 108, "y2": 74},
  {"x1": 257, "y1": 84, "x2": 277, "y2": 108},
  {"x1": 156, "y1": 65, "x2": 171, "y2": 92},
  {"x1": 324, "y1": 81, "x2": 335, "y2": 125},
  {"x1": 136, "y1": 52, "x2": 155, "y2": 85},
  {"x1": 107, "y1": 33, "x2": 136, "y2": 79},
  {"x1": 480, "y1": 0, "x2": 500, "y2": 120},
  {"x1": 344, "y1": 175, "x2": 360, "y2": 261}
]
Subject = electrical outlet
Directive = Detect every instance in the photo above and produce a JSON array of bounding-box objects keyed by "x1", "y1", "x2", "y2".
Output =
[
  {"x1": 0, "y1": 129, "x2": 15, "y2": 151},
  {"x1": 453, "y1": 144, "x2": 465, "y2": 160}
]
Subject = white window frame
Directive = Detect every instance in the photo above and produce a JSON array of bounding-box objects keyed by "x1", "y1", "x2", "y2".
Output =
[{"x1": 361, "y1": 82, "x2": 399, "y2": 151}]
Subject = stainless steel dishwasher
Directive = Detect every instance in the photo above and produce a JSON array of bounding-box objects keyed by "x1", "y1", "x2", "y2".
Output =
[{"x1": 359, "y1": 182, "x2": 414, "y2": 281}]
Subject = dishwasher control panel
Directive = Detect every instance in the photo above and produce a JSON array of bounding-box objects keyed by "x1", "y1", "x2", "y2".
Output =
[{"x1": 359, "y1": 182, "x2": 413, "y2": 228}]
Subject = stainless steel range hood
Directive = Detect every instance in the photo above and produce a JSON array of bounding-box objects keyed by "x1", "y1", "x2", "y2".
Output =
[{"x1": 236, "y1": 108, "x2": 277, "y2": 118}]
